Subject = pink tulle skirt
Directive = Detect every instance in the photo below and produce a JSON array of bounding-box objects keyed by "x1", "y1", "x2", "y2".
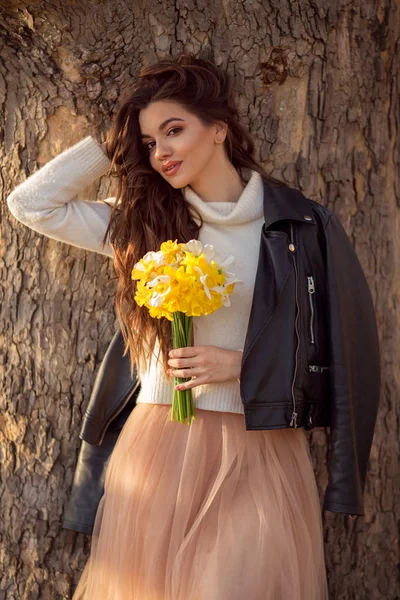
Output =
[{"x1": 72, "y1": 403, "x2": 328, "y2": 599}]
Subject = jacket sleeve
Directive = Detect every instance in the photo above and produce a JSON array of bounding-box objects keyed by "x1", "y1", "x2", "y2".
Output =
[{"x1": 322, "y1": 213, "x2": 381, "y2": 516}]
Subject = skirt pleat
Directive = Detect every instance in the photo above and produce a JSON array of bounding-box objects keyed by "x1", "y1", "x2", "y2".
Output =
[{"x1": 72, "y1": 403, "x2": 328, "y2": 600}]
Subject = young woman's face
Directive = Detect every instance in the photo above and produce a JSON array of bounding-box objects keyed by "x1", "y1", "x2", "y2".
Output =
[{"x1": 139, "y1": 100, "x2": 225, "y2": 188}]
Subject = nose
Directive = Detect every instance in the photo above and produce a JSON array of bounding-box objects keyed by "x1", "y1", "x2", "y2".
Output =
[{"x1": 153, "y1": 140, "x2": 172, "y2": 163}]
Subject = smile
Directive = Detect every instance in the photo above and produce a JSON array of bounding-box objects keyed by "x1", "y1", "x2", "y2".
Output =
[{"x1": 164, "y1": 162, "x2": 182, "y2": 176}]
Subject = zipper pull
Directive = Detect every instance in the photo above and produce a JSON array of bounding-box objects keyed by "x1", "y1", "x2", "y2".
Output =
[
  {"x1": 307, "y1": 276, "x2": 315, "y2": 293},
  {"x1": 309, "y1": 365, "x2": 330, "y2": 373},
  {"x1": 289, "y1": 412, "x2": 298, "y2": 428}
]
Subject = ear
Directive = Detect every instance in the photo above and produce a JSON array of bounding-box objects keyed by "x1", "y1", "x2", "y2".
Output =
[{"x1": 214, "y1": 120, "x2": 228, "y2": 142}]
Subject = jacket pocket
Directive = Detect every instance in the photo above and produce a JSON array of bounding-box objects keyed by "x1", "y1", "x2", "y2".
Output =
[{"x1": 307, "y1": 275, "x2": 316, "y2": 347}]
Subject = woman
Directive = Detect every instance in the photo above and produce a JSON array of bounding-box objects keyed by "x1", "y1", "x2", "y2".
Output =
[{"x1": 6, "y1": 53, "x2": 380, "y2": 599}]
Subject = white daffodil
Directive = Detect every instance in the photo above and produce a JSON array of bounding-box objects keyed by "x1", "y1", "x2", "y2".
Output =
[
  {"x1": 194, "y1": 267, "x2": 212, "y2": 300},
  {"x1": 181, "y1": 240, "x2": 216, "y2": 261},
  {"x1": 146, "y1": 274, "x2": 171, "y2": 288},
  {"x1": 215, "y1": 255, "x2": 243, "y2": 285},
  {"x1": 181, "y1": 239, "x2": 203, "y2": 256},
  {"x1": 147, "y1": 275, "x2": 171, "y2": 307},
  {"x1": 202, "y1": 244, "x2": 216, "y2": 261},
  {"x1": 141, "y1": 250, "x2": 166, "y2": 266},
  {"x1": 132, "y1": 261, "x2": 146, "y2": 273},
  {"x1": 224, "y1": 272, "x2": 244, "y2": 285},
  {"x1": 149, "y1": 292, "x2": 166, "y2": 308},
  {"x1": 218, "y1": 254, "x2": 236, "y2": 270}
]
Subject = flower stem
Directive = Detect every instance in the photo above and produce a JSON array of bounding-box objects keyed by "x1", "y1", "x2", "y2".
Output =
[{"x1": 171, "y1": 312, "x2": 195, "y2": 425}]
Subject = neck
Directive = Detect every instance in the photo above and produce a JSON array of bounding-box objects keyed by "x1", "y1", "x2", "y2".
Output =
[{"x1": 185, "y1": 158, "x2": 245, "y2": 203}]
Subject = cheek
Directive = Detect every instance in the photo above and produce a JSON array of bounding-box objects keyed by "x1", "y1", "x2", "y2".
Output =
[
  {"x1": 172, "y1": 134, "x2": 197, "y2": 157},
  {"x1": 149, "y1": 154, "x2": 157, "y2": 170},
  {"x1": 183, "y1": 135, "x2": 215, "y2": 166}
]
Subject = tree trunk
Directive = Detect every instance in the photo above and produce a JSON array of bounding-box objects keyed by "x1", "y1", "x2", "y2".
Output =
[{"x1": 0, "y1": 0, "x2": 398, "y2": 598}]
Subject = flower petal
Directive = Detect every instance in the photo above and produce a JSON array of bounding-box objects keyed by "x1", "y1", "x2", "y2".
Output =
[
  {"x1": 218, "y1": 255, "x2": 236, "y2": 269},
  {"x1": 202, "y1": 244, "x2": 216, "y2": 261},
  {"x1": 181, "y1": 239, "x2": 203, "y2": 256},
  {"x1": 147, "y1": 274, "x2": 171, "y2": 288}
]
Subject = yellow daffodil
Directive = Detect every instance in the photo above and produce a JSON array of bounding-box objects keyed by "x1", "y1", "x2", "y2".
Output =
[{"x1": 160, "y1": 239, "x2": 182, "y2": 256}]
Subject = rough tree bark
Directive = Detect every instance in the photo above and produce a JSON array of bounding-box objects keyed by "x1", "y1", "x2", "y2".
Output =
[{"x1": 0, "y1": 0, "x2": 398, "y2": 598}]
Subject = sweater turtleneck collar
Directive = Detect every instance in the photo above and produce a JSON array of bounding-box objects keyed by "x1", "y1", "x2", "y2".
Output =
[{"x1": 182, "y1": 168, "x2": 264, "y2": 225}]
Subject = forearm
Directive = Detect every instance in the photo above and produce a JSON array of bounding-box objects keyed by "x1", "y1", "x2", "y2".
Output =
[{"x1": 6, "y1": 136, "x2": 114, "y2": 257}]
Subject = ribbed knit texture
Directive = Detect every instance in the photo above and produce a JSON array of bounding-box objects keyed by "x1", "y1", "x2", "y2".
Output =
[
  {"x1": 6, "y1": 135, "x2": 265, "y2": 414},
  {"x1": 6, "y1": 136, "x2": 114, "y2": 257}
]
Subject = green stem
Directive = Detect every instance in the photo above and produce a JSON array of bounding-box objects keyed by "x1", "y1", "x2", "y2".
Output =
[{"x1": 171, "y1": 311, "x2": 196, "y2": 425}]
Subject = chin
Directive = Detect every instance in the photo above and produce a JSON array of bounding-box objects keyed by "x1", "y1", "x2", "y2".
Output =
[
  {"x1": 164, "y1": 175, "x2": 191, "y2": 189},
  {"x1": 165, "y1": 180, "x2": 185, "y2": 190}
]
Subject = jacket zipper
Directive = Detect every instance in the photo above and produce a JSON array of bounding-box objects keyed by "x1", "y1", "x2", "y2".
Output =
[
  {"x1": 97, "y1": 379, "x2": 141, "y2": 445},
  {"x1": 289, "y1": 221, "x2": 299, "y2": 428},
  {"x1": 307, "y1": 276, "x2": 315, "y2": 345},
  {"x1": 309, "y1": 365, "x2": 330, "y2": 373}
]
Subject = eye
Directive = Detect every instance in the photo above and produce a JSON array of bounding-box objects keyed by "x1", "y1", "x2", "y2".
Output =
[{"x1": 144, "y1": 127, "x2": 182, "y2": 152}]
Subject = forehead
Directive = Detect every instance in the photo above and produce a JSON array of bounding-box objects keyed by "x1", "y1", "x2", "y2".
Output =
[{"x1": 138, "y1": 100, "x2": 193, "y2": 131}]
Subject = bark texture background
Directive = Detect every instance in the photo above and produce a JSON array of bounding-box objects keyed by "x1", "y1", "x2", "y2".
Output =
[{"x1": 0, "y1": 0, "x2": 398, "y2": 598}]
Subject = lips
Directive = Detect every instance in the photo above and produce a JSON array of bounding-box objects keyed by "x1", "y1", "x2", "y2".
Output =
[
  {"x1": 163, "y1": 162, "x2": 182, "y2": 177},
  {"x1": 162, "y1": 160, "x2": 181, "y2": 171}
]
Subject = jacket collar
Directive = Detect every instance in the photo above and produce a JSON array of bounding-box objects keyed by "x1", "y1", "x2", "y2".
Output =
[{"x1": 262, "y1": 179, "x2": 317, "y2": 228}]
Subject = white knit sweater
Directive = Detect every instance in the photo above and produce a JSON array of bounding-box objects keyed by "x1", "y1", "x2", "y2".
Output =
[{"x1": 6, "y1": 135, "x2": 265, "y2": 414}]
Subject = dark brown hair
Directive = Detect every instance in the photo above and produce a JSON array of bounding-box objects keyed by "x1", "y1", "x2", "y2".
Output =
[{"x1": 101, "y1": 51, "x2": 285, "y2": 380}]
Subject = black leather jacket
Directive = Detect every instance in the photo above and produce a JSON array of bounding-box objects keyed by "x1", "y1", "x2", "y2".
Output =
[{"x1": 62, "y1": 179, "x2": 380, "y2": 534}]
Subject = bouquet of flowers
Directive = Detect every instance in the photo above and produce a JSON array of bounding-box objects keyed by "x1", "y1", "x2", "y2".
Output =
[{"x1": 131, "y1": 239, "x2": 242, "y2": 425}]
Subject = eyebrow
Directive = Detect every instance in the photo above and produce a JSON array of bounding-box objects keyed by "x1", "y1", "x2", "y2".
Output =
[{"x1": 141, "y1": 118, "x2": 185, "y2": 139}]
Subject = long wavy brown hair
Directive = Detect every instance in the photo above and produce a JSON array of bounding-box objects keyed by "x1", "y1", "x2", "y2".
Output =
[{"x1": 100, "y1": 51, "x2": 286, "y2": 380}]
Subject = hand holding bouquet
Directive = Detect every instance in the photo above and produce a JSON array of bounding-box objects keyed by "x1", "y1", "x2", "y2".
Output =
[{"x1": 131, "y1": 239, "x2": 242, "y2": 425}]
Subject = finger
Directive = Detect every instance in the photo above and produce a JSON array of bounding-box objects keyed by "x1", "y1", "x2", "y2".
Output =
[
  {"x1": 169, "y1": 346, "x2": 203, "y2": 358},
  {"x1": 175, "y1": 375, "x2": 204, "y2": 391},
  {"x1": 170, "y1": 368, "x2": 199, "y2": 378},
  {"x1": 168, "y1": 357, "x2": 200, "y2": 368}
]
